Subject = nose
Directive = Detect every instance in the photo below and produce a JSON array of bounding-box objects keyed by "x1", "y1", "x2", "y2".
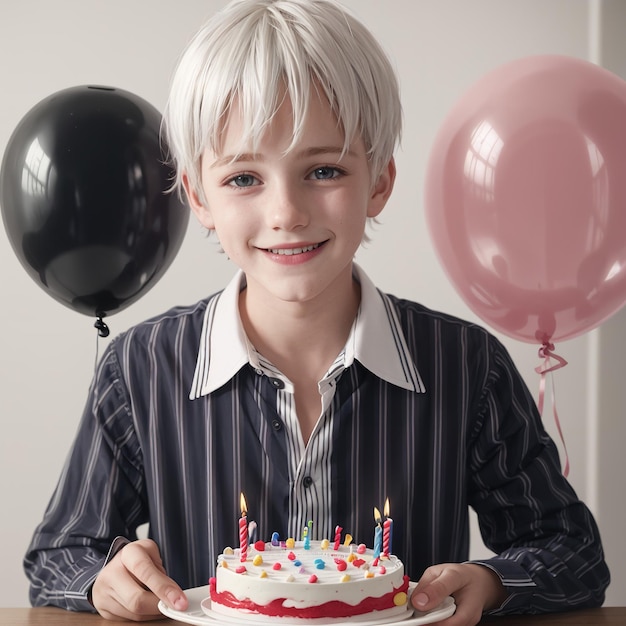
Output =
[{"x1": 267, "y1": 181, "x2": 309, "y2": 231}]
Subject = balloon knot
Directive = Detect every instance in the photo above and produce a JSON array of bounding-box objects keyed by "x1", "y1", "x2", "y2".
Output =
[
  {"x1": 94, "y1": 316, "x2": 110, "y2": 338},
  {"x1": 535, "y1": 342, "x2": 568, "y2": 374},
  {"x1": 538, "y1": 341, "x2": 556, "y2": 359}
]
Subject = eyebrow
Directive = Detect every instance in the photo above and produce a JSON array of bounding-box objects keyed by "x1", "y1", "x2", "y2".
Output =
[{"x1": 209, "y1": 145, "x2": 356, "y2": 168}]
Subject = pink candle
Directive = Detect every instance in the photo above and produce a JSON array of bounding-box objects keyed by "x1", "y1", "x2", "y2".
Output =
[
  {"x1": 383, "y1": 498, "x2": 393, "y2": 557},
  {"x1": 333, "y1": 525, "x2": 342, "y2": 551},
  {"x1": 239, "y1": 493, "x2": 248, "y2": 562}
]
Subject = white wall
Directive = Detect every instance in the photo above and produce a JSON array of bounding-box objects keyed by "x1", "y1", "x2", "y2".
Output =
[
  {"x1": 592, "y1": 0, "x2": 626, "y2": 607},
  {"x1": 0, "y1": 0, "x2": 622, "y2": 608}
]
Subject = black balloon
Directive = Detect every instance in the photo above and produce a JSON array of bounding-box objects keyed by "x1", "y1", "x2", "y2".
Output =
[{"x1": 0, "y1": 85, "x2": 189, "y2": 322}]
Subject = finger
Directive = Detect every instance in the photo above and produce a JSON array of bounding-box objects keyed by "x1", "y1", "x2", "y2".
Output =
[
  {"x1": 428, "y1": 588, "x2": 483, "y2": 626},
  {"x1": 411, "y1": 565, "x2": 464, "y2": 611},
  {"x1": 120, "y1": 541, "x2": 188, "y2": 612},
  {"x1": 94, "y1": 562, "x2": 164, "y2": 621},
  {"x1": 98, "y1": 594, "x2": 162, "y2": 622}
]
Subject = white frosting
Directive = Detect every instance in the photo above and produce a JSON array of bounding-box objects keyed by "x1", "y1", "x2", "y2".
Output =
[{"x1": 212, "y1": 540, "x2": 407, "y2": 619}]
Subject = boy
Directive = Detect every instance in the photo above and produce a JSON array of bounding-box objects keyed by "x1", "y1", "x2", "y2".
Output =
[{"x1": 25, "y1": 0, "x2": 609, "y2": 623}]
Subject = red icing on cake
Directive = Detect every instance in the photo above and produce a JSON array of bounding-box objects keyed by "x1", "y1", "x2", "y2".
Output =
[{"x1": 210, "y1": 574, "x2": 409, "y2": 619}]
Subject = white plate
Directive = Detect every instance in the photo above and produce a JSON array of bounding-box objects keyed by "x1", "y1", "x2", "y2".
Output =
[{"x1": 158, "y1": 585, "x2": 455, "y2": 626}]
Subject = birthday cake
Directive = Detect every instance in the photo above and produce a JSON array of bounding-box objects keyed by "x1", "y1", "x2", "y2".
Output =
[{"x1": 207, "y1": 538, "x2": 410, "y2": 622}]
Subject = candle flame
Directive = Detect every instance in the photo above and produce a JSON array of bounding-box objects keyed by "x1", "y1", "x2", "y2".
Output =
[
  {"x1": 240, "y1": 492, "x2": 247, "y2": 516},
  {"x1": 373, "y1": 507, "x2": 382, "y2": 523},
  {"x1": 384, "y1": 498, "x2": 390, "y2": 518}
]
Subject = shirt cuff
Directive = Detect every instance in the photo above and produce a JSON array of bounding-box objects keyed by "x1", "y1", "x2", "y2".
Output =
[
  {"x1": 467, "y1": 557, "x2": 537, "y2": 614},
  {"x1": 65, "y1": 536, "x2": 131, "y2": 612}
]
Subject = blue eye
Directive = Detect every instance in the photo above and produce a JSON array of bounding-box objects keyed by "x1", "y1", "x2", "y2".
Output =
[
  {"x1": 310, "y1": 167, "x2": 341, "y2": 180},
  {"x1": 228, "y1": 173, "x2": 258, "y2": 188}
]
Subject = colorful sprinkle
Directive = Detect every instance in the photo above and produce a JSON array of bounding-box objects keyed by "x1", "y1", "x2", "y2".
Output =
[
  {"x1": 221, "y1": 561, "x2": 229, "y2": 569},
  {"x1": 223, "y1": 547, "x2": 234, "y2": 555},
  {"x1": 378, "y1": 565, "x2": 387, "y2": 575},
  {"x1": 254, "y1": 540, "x2": 265, "y2": 551},
  {"x1": 314, "y1": 559, "x2": 325, "y2": 570},
  {"x1": 340, "y1": 574, "x2": 351, "y2": 583},
  {"x1": 334, "y1": 559, "x2": 347, "y2": 572},
  {"x1": 252, "y1": 555, "x2": 263, "y2": 566},
  {"x1": 352, "y1": 558, "x2": 366, "y2": 568},
  {"x1": 346, "y1": 552, "x2": 357, "y2": 563},
  {"x1": 320, "y1": 538, "x2": 330, "y2": 550},
  {"x1": 287, "y1": 551, "x2": 296, "y2": 561},
  {"x1": 308, "y1": 574, "x2": 318, "y2": 583},
  {"x1": 260, "y1": 570, "x2": 268, "y2": 579},
  {"x1": 272, "y1": 562, "x2": 282, "y2": 571},
  {"x1": 357, "y1": 543, "x2": 367, "y2": 554},
  {"x1": 235, "y1": 565, "x2": 247, "y2": 574},
  {"x1": 286, "y1": 574, "x2": 295, "y2": 582},
  {"x1": 286, "y1": 538, "x2": 295, "y2": 548},
  {"x1": 293, "y1": 560, "x2": 302, "y2": 567},
  {"x1": 365, "y1": 571, "x2": 375, "y2": 578}
]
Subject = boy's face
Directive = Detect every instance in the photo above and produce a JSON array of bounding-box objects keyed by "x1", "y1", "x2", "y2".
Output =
[{"x1": 184, "y1": 89, "x2": 395, "y2": 308}]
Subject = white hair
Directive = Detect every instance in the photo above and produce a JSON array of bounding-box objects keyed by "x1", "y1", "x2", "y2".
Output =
[{"x1": 163, "y1": 0, "x2": 402, "y2": 201}]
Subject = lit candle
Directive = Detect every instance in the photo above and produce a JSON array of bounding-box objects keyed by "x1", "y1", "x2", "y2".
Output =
[
  {"x1": 333, "y1": 525, "x2": 342, "y2": 551},
  {"x1": 239, "y1": 493, "x2": 248, "y2": 562},
  {"x1": 383, "y1": 498, "x2": 393, "y2": 557},
  {"x1": 373, "y1": 507, "x2": 382, "y2": 558}
]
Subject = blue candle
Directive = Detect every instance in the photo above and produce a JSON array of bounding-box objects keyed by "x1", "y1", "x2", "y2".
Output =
[
  {"x1": 373, "y1": 525, "x2": 382, "y2": 558},
  {"x1": 373, "y1": 507, "x2": 382, "y2": 558}
]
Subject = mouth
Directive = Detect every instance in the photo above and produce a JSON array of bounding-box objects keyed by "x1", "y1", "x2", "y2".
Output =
[{"x1": 265, "y1": 242, "x2": 323, "y2": 256}]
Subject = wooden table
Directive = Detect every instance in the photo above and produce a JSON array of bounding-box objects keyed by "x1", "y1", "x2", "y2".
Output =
[{"x1": 0, "y1": 607, "x2": 625, "y2": 625}]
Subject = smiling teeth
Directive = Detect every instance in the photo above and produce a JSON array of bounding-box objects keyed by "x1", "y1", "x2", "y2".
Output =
[{"x1": 268, "y1": 243, "x2": 320, "y2": 256}]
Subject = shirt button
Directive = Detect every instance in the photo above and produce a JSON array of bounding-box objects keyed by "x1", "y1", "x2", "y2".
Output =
[
  {"x1": 268, "y1": 377, "x2": 285, "y2": 389},
  {"x1": 303, "y1": 476, "x2": 314, "y2": 488},
  {"x1": 271, "y1": 419, "x2": 283, "y2": 431}
]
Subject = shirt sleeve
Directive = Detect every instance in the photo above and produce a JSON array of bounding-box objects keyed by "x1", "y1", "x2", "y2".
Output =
[
  {"x1": 467, "y1": 336, "x2": 610, "y2": 614},
  {"x1": 23, "y1": 343, "x2": 145, "y2": 611}
]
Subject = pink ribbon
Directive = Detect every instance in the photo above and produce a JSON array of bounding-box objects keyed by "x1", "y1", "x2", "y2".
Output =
[{"x1": 534, "y1": 342, "x2": 570, "y2": 477}]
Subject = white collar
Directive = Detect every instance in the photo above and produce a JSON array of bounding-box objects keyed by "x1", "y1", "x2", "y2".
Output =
[{"x1": 189, "y1": 264, "x2": 424, "y2": 400}]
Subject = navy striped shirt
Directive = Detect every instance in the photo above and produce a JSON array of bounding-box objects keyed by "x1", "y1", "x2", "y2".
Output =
[{"x1": 24, "y1": 265, "x2": 609, "y2": 615}]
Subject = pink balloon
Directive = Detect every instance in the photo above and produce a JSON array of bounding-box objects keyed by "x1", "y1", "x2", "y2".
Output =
[{"x1": 425, "y1": 55, "x2": 626, "y2": 345}]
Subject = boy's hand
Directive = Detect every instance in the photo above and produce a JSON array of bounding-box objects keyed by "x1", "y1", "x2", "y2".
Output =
[
  {"x1": 410, "y1": 562, "x2": 507, "y2": 626},
  {"x1": 91, "y1": 538, "x2": 188, "y2": 621}
]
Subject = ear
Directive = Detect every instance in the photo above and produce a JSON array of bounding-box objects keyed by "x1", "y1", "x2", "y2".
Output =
[
  {"x1": 367, "y1": 157, "x2": 396, "y2": 218},
  {"x1": 182, "y1": 173, "x2": 215, "y2": 230}
]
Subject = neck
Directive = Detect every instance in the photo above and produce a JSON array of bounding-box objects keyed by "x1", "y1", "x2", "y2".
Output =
[{"x1": 239, "y1": 266, "x2": 360, "y2": 381}]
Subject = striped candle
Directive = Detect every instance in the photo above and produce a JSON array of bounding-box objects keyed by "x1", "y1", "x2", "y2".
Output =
[
  {"x1": 239, "y1": 493, "x2": 248, "y2": 562},
  {"x1": 333, "y1": 525, "x2": 342, "y2": 551},
  {"x1": 383, "y1": 498, "x2": 393, "y2": 557}
]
